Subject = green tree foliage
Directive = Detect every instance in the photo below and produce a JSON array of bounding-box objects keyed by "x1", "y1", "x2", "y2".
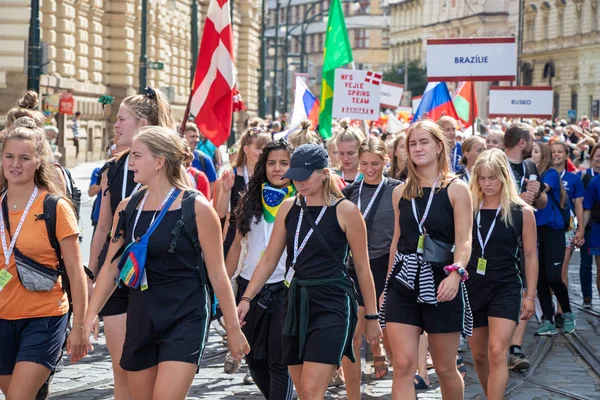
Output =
[{"x1": 383, "y1": 60, "x2": 428, "y2": 96}]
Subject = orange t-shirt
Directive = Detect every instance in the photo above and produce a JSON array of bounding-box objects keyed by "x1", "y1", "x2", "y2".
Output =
[{"x1": 0, "y1": 192, "x2": 79, "y2": 320}]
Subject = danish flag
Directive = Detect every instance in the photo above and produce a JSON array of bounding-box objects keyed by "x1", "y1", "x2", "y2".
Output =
[
  {"x1": 182, "y1": 0, "x2": 244, "y2": 147},
  {"x1": 365, "y1": 71, "x2": 382, "y2": 86}
]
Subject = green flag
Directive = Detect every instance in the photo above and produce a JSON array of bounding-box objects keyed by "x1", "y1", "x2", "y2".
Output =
[{"x1": 318, "y1": 0, "x2": 353, "y2": 139}]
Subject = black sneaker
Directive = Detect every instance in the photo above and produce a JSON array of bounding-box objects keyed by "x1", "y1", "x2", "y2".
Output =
[
  {"x1": 508, "y1": 352, "x2": 530, "y2": 371},
  {"x1": 555, "y1": 313, "x2": 564, "y2": 329},
  {"x1": 583, "y1": 297, "x2": 593, "y2": 309}
]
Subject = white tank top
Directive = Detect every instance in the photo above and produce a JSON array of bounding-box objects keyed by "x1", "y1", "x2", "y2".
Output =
[{"x1": 240, "y1": 217, "x2": 286, "y2": 284}]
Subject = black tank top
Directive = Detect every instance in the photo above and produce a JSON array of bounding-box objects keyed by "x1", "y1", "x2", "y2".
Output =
[
  {"x1": 106, "y1": 154, "x2": 138, "y2": 214},
  {"x1": 285, "y1": 200, "x2": 348, "y2": 280},
  {"x1": 397, "y1": 182, "x2": 455, "y2": 254},
  {"x1": 467, "y1": 206, "x2": 522, "y2": 283}
]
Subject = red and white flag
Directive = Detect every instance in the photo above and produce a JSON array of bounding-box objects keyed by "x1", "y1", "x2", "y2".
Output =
[{"x1": 183, "y1": 0, "x2": 243, "y2": 147}]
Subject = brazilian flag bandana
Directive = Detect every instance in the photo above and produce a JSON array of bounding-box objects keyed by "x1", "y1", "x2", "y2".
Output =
[{"x1": 262, "y1": 183, "x2": 296, "y2": 222}]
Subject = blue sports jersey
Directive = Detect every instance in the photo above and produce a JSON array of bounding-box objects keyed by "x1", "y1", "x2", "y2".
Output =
[
  {"x1": 583, "y1": 175, "x2": 600, "y2": 248},
  {"x1": 560, "y1": 170, "x2": 584, "y2": 212},
  {"x1": 535, "y1": 168, "x2": 563, "y2": 229}
]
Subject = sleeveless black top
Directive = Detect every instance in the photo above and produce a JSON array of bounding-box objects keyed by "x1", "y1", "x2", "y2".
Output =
[
  {"x1": 467, "y1": 206, "x2": 522, "y2": 283},
  {"x1": 284, "y1": 200, "x2": 348, "y2": 280},
  {"x1": 224, "y1": 173, "x2": 248, "y2": 253},
  {"x1": 397, "y1": 183, "x2": 455, "y2": 255},
  {"x1": 105, "y1": 153, "x2": 138, "y2": 214}
]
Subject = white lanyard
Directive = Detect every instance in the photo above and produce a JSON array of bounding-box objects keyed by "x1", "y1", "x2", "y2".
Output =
[
  {"x1": 560, "y1": 170, "x2": 566, "y2": 179},
  {"x1": 357, "y1": 178, "x2": 385, "y2": 218},
  {"x1": 131, "y1": 187, "x2": 176, "y2": 242},
  {"x1": 508, "y1": 161, "x2": 525, "y2": 192},
  {"x1": 590, "y1": 169, "x2": 595, "y2": 177},
  {"x1": 411, "y1": 177, "x2": 439, "y2": 235},
  {"x1": 476, "y1": 204, "x2": 501, "y2": 259},
  {"x1": 463, "y1": 169, "x2": 470, "y2": 183},
  {"x1": 292, "y1": 205, "x2": 327, "y2": 267},
  {"x1": 243, "y1": 165, "x2": 249, "y2": 185},
  {"x1": 122, "y1": 155, "x2": 142, "y2": 200},
  {"x1": 0, "y1": 186, "x2": 38, "y2": 268},
  {"x1": 453, "y1": 147, "x2": 458, "y2": 170}
]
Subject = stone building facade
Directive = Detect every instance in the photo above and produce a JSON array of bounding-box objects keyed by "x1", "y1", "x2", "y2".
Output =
[
  {"x1": 264, "y1": 0, "x2": 390, "y2": 115},
  {"x1": 0, "y1": 0, "x2": 260, "y2": 167},
  {"x1": 388, "y1": 0, "x2": 520, "y2": 120},
  {"x1": 521, "y1": 0, "x2": 600, "y2": 119}
]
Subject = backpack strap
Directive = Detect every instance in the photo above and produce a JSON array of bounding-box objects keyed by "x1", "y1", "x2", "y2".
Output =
[
  {"x1": 106, "y1": 152, "x2": 129, "y2": 190},
  {"x1": 34, "y1": 194, "x2": 64, "y2": 272},
  {"x1": 112, "y1": 189, "x2": 146, "y2": 243},
  {"x1": 510, "y1": 205, "x2": 524, "y2": 250}
]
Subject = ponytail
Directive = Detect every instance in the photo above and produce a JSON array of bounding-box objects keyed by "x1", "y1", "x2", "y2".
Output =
[{"x1": 121, "y1": 86, "x2": 175, "y2": 129}]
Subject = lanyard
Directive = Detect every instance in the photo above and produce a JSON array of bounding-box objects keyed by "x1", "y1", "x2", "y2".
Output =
[
  {"x1": 508, "y1": 160, "x2": 525, "y2": 192},
  {"x1": 560, "y1": 170, "x2": 566, "y2": 179},
  {"x1": 292, "y1": 205, "x2": 327, "y2": 267},
  {"x1": 0, "y1": 186, "x2": 38, "y2": 268},
  {"x1": 357, "y1": 178, "x2": 386, "y2": 218},
  {"x1": 590, "y1": 169, "x2": 595, "y2": 178},
  {"x1": 411, "y1": 177, "x2": 439, "y2": 235},
  {"x1": 476, "y1": 204, "x2": 501, "y2": 259},
  {"x1": 122, "y1": 155, "x2": 142, "y2": 200},
  {"x1": 453, "y1": 147, "x2": 458, "y2": 170},
  {"x1": 243, "y1": 165, "x2": 249, "y2": 185},
  {"x1": 131, "y1": 187, "x2": 176, "y2": 242},
  {"x1": 463, "y1": 169, "x2": 470, "y2": 183}
]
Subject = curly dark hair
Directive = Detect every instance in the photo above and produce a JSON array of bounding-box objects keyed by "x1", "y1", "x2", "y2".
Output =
[{"x1": 235, "y1": 139, "x2": 294, "y2": 236}]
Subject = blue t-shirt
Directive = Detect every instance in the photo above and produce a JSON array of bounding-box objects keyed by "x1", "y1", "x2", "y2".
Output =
[
  {"x1": 197, "y1": 139, "x2": 218, "y2": 160},
  {"x1": 192, "y1": 150, "x2": 217, "y2": 182},
  {"x1": 560, "y1": 170, "x2": 584, "y2": 213},
  {"x1": 534, "y1": 168, "x2": 563, "y2": 229},
  {"x1": 450, "y1": 142, "x2": 463, "y2": 172},
  {"x1": 90, "y1": 167, "x2": 102, "y2": 224},
  {"x1": 583, "y1": 175, "x2": 600, "y2": 248}
]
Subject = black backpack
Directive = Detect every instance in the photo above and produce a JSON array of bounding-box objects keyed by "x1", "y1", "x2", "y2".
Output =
[
  {"x1": 54, "y1": 163, "x2": 82, "y2": 221},
  {"x1": 116, "y1": 189, "x2": 219, "y2": 320}
]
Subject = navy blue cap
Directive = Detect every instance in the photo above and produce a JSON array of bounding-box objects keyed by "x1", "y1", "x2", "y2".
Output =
[{"x1": 283, "y1": 143, "x2": 329, "y2": 181}]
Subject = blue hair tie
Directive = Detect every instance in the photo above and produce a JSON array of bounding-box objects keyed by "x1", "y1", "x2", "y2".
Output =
[{"x1": 144, "y1": 86, "x2": 157, "y2": 100}]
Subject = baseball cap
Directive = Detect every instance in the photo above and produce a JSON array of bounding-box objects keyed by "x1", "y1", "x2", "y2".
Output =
[{"x1": 282, "y1": 143, "x2": 329, "y2": 181}]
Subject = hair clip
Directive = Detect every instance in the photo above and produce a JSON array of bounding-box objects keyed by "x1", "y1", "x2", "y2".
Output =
[{"x1": 144, "y1": 86, "x2": 157, "y2": 100}]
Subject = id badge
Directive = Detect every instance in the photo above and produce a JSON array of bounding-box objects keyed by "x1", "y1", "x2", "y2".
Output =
[
  {"x1": 284, "y1": 267, "x2": 295, "y2": 288},
  {"x1": 417, "y1": 235, "x2": 425, "y2": 254},
  {"x1": 140, "y1": 270, "x2": 149, "y2": 291},
  {"x1": 0, "y1": 269, "x2": 12, "y2": 291},
  {"x1": 477, "y1": 258, "x2": 487, "y2": 276}
]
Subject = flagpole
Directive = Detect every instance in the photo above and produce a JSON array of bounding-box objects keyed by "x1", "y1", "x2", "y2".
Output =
[{"x1": 470, "y1": 82, "x2": 475, "y2": 134}]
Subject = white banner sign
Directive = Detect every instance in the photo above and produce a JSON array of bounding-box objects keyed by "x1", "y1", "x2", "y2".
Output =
[
  {"x1": 488, "y1": 86, "x2": 553, "y2": 118},
  {"x1": 380, "y1": 82, "x2": 404, "y2": 109},
  {"x1": 412, "y1": 96, "x2": 422, "y2": 114},
  {"x1": 426, "y1": 38, "x2": 517, "y2": 81},
  {"x1": 332, "y1": 69, "x2": 382, "y2": 120}
]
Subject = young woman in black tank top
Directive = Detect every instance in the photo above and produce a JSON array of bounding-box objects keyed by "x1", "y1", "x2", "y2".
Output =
[
  {"x1": 84, "y1": 126, "x2": 248, "y2": 399},
  {"x1": 215, "y1": 124, "x2": 271, "y2": 257},
  {"x1": 237, "y1": 144, "x2": 382, "y2": 399},
  {"x1": 86, "y1": 87, "x2": 174, "y2": 400},
  {"x1": 382, "y1": 120, "x2": 473, "y2": 400},
  {"x1": 466, "y1": 149, "x2": 537, "y2": 400}
]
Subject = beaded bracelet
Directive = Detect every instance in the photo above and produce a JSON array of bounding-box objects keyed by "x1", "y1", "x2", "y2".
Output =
[
  {"x1": 443, "y1": 263, "x2": 469, "y2": 282},
  {"x1": 241, "y1": 296, "x2": 252, "y2": 304}
]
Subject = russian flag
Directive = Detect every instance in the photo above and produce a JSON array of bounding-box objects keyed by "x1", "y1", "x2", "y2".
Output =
[
  {"x1": 289, "y1": 76, "x2": 320, "y2": 130},
  {"x1": 413, "y1": 82, "x2": 459, "y2": 123}
]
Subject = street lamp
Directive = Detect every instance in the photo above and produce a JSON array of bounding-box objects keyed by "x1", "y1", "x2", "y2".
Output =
[
  {"x1": 26, "y1": 0, "x2": 41, "y2": 92},
  {"x1": 139, "y1": 0, "x2": 148, "y2": 93}
]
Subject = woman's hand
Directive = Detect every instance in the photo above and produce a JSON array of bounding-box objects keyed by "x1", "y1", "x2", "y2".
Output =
[
  {"x1": 220, "y1": 169, "x2": 235, "y2": 193},
  {"x1": 237, "y1": 301, "x2": 250, "y2": 327},
  {"x1": 437, "y1": 272, "x2": 461, "y2": 302},
  {"x1": 66, "y1": 326, "x2": 91, "y2": 363},
  {"x1": 520, "y1": 297, "x2": 535, "y2": 321},
  {"x1": 365, "y1": 320, "x2": 383, "y2": 345},
  {"x1": 227, "y1": 327, "x2": 250, "y2": 361}
]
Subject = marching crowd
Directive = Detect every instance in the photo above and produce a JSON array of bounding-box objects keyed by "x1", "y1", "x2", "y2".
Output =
[{"x1": 0, "y1": 86, "x2": 598, "y2": 400}]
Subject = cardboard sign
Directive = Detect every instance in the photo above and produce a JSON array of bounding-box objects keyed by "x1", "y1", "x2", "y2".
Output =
[
  {"x1": 380, "y1": 81, "x2": 404, "y2": 109},
  {"x1": 43, "y1": 94, "x2": 60, "y2": 113},
  {"x1": 59, "y1": 93, "x2": 74, "y2": 115},
  {"x1": 332, "y1": 69, "x2": 382, "y2": 120},
  {"x1": 488, "y1": 86, "x2": 553, "y2": 118},
  {"x1": 426, "y1": 37, "x2": 517, "y2": 81}
]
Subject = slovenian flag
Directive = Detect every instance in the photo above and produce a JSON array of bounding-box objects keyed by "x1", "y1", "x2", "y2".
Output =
[
  {"x1": 413, "y1": 82, "x2": 459, "y2": 122},
  {"x1": 289, "y1": 76, "x2": 320, "y2": 130}
]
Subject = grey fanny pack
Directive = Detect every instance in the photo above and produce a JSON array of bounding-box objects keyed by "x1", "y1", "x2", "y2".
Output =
[{"x1": 14, "y1": 246, "x2": 59, "y2": 292}]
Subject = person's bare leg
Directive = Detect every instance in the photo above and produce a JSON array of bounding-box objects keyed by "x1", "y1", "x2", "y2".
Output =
[
  {"x1": 341, "y1": 307, "x2": 365, "y2": 400},
  {"x1": 416, "y1": 333, "x2": 430, "y2": 385},
  {"x1": 428, "y1": 332, "x2": 464, "y2": 400}
]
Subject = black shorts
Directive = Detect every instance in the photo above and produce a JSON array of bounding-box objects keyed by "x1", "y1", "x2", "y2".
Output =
[
  {"x1": 385, "y1": 269, "x2": 466, "y2": 334},
  {"x1": 120, "y1": 286, "x2": 212, "y2": 371},
  {"x1": 0, "y1": 314, "x2": 68, "y2": 374},
  {"x1": 466, "y1": 275, "x2": 522, "y2": 328},
  {"x1": 99, "y1": 285, "x2": 129, "y2": 317},
  {"x1": 348, "y1": 254, "x2": 389, "y2": 308},
  {"x1": 282, "y1": 286, "x2": 355, "y2": 367}
]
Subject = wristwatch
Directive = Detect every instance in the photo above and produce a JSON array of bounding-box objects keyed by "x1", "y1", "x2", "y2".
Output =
[{"x1": 365, "y1": 314, "x2": 380, "y2": 320}]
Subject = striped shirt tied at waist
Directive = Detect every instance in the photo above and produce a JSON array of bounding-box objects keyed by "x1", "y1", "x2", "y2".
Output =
[
  {"x1": 393, "y1": 251, "x2": 474, "y2": 336},
  {"x1": 283, "y1": 276, "x2": 358, "y2": 361}
]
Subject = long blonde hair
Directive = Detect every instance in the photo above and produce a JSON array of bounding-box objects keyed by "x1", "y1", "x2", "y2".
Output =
[
  {"x1": 460, "y1": 135, "x2": 486, "y2": 166},
  {"x1": 470, "y1": 148, "x2": 527, "y2": 227},
  {"x1": 132, "y1": 126, "x2": 194, "y2": 191},
  {"x1": 235, "y1": 120, "x2": 272, "y2": 168},
  {"x1": 6, "y1": 91, "x2": 45, "y2": 129},
  {"x1": 0, "y1": 117, "x2": 66, "y2": 197},
  {"x1": 403, "y1": 120, "x2": 452, "y2": 199},
  {"x1": 121, "y1": 87, "x2": 174, "y2": 129},
  {"x1": 288, "y1": 120, "x2": 321, "y2": 148},
  {"x1": 389, "y1": 133, "x2": 406, "y2": 179}
]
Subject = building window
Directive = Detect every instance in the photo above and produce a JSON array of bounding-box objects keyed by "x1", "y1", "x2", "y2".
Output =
[
  {"x1": 571, "y1": 91, "x2": 578, "y2": 111},
  {"x1": 294, "y1": 6, "x2": 299, "y2": 24},
  {"x1": 309, "y1": 34, "x2": 315, "y2": 53},
  {"x1": 344, "y1": 1, "x2": 350, "y2": 16},
  {"x1": 356, "y1": 0, "x2": 370, "y2": 14},
  {"x1": 382, "y1": 29, "x2": 389, "y2": 47},
  {"x1": 318, "y1": 33, "x2": 324, "y2": 51},
  {"x1": 553, "y1": 92, "x2": 560, "y2": 119},
  {"x1": 354, "y1": 29, "x2": 369, "y2": 48}
]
